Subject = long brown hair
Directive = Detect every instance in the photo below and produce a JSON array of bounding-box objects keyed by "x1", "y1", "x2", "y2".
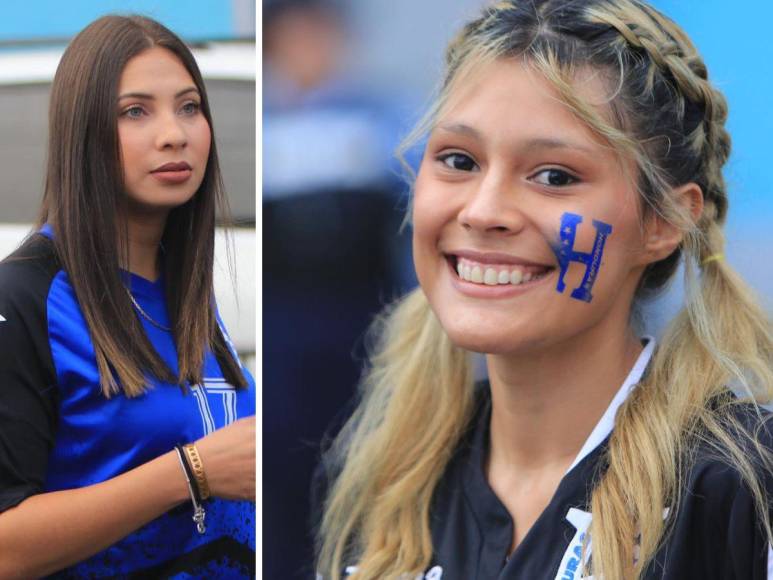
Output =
[{"x1": 38, "y1": 14, "x2": 246, "y2": 397}]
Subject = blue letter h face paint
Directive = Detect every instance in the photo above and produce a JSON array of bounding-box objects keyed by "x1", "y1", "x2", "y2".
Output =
[{"x1": 555, "y1": 212, "x2": 613, "y2": 303}]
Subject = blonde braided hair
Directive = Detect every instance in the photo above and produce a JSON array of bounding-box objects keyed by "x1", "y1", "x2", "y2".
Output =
[{"x1": 316, "y1": 2, "x2": 773, "y2": 578}]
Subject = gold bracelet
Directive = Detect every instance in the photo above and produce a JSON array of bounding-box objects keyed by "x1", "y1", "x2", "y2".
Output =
[{"x1": 183, "y1": 443, "x2": 211, "y2": 500}]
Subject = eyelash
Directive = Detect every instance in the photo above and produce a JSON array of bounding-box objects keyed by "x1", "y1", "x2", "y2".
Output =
[
  {"x1": 180, "y1": 101, "x2": 201, "y2": 115},
  {"x1": 436, "y1": 152, "x2": 478, "y2": 172},
  {"x1": 119, "y1": 101, "x2": 201, "y2": 119},
  {"x1": 531, "y1": 168, "x2": 579, "y2": 187},
  {"x1": 121, "y1": 105, "x2": 146, "y2": 119},
  {"x1": 435, "y1": 151, "x2": 580, "y2": 187}
]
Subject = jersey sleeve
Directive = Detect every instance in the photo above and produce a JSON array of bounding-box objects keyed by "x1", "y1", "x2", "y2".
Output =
[
  {"x1": 724, "y1": 412, "x2": 773, "y2": 580},
  {"x1": 0, "y1": 242, "x2": 59, "y2": 513},
  {"x1": 722, "y1": 477, "x2": 772, "y2": 579}
]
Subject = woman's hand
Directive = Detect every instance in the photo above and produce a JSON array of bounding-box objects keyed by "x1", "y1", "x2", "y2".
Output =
[
  {"x1": 194, "y1": 416, "x2": 256, "y2": 501},
  {"x1": 0, "y1": 418, "x2": 256, "y2": 578}
]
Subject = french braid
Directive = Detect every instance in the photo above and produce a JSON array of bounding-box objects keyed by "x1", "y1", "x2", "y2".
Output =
[
  {"x1": 587, "y1": 1, "x2": 730, "y2": 228},
  {"x1": 577, "y1": 2, "x2": 773, "y2": 577},
  {"x1": 316, "y1": 2, "x2": 773, "y2": 578}
]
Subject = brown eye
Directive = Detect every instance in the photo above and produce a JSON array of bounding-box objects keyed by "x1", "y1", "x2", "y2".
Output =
[
  {"x1": 438, "y1": 152, "x2": 478, "y2": 172},
  {"x1": 532, "y1": 168, "x2": 578, "y2": 186}
]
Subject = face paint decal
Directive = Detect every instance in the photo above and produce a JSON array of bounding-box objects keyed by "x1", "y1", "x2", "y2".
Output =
[{"x1": 554, "y1": 212, "x2": 613, "y2": 303}]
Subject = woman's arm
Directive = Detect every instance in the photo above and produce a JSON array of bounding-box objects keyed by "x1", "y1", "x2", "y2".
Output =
[
  {"x1": 0, "y1": 449, "x2": 187, "y2": 579},
  {"x1": 0, "y1": 416, "x2": 255, "y2": 579},
  {"x1": 0, "y1": 250, "x2": 255, "y2": 577}
]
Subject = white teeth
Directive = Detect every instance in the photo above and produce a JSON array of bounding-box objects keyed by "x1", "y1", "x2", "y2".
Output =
[
  {"x1": 455, "y1": 257, "x2": 549, "y2": 286},
  {"x1": 484, "y1": 268, "x2": 498, "y2": 285}
]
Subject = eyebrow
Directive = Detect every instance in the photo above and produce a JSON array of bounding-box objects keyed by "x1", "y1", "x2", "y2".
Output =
[
  {"x1": 118, "y1": 86, "x2": 200, "y2": 101},
  {"x1": 436, "y1": 123, "x2": 595, "y2": 154}
]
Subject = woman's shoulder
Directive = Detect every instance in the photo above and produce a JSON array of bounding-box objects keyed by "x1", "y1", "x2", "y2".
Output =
[
  {"x1": 0, "y1": 233, "x2": 61, "y2": 303},
  {"x1": 652, "y1": 402, "x2": 773, "y2": 577},
  {"x1": 0, "y1": 234, "x2": 62, "y2": 330},
  {"x1": 686, "y1": 400, "x2": 773, "y2": 502},
  {"x1": 0, "y1": 232, "x2": 61, "y2": 382}
]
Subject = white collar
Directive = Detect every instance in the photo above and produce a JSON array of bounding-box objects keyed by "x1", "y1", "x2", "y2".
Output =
[{"x1": 564, "y1": 336, "x2": 656, "y2": 475}]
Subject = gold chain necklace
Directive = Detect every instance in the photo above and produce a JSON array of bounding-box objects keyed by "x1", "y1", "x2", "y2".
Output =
[{"x1": 127, "y1": 290, "x2": 172, "y2": 332}]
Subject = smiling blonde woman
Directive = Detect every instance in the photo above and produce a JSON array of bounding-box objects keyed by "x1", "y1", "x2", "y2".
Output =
[{"x1": 313, "y1": 1, "x2": 773, "y2": 579}]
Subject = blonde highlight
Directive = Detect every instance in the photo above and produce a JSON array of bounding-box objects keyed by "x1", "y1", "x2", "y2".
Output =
[{"x1": 316, "y1": 1, "x2": 773, "y2": 578}]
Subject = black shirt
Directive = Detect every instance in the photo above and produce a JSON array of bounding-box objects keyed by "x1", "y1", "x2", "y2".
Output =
[
  {"x1": 429, "y1": 387, "x2": 773, "y2": 579},
  {"x1": 320, "y1": 340, "x2": 773, "y2": 579}
]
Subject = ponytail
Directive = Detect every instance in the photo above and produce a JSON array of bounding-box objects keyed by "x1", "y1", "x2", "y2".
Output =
[
  {"x1": 316, "y1": 289, "x2": 474, "y2": 579},
  {"x1": 591, "y1": 219, "x2": 773, "y2": 577}
]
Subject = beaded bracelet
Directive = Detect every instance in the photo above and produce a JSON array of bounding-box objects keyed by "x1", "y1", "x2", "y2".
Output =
[{"x1": 175, "y1": 445, "x2": 207, "y2": 534}]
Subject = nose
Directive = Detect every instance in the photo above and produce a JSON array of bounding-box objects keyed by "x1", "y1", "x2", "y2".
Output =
[
  {"x1": 155, "y1": 112, "x2": 187, "y2": 150},
  {"x1": 457, "y1": 173, "x2": 526, "y2": 234}
]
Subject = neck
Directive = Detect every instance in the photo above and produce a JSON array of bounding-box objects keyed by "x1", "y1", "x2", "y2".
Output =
[
  {"x1": 124, "y1": 209, "x2": 168, "y2": 282},
  {"x1": 486, "y1": 316, "x2": 643, "y2": 477}
]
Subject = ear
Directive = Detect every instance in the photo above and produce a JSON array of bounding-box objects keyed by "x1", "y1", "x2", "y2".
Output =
[{"x1": 642, "y1": 182, "x2": 703, "y2": 263}]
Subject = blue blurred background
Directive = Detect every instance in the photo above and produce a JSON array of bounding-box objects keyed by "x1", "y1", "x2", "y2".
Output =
[
  {"x1": 0, "y1": 0, "x2": 254, "y2": 42},
  {"x1": 648, "y1": 0, "x2": 773, "y2": 323},
  {"x1": 262, "y1": 1, "x2": 773, "y2": 578}
]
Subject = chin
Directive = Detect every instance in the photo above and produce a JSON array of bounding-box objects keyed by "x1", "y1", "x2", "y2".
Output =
[
  {"x1": 437, "y1": 314, "x2": 542, "y2": 356},
  {"x1": 150, "y1": 189, "x2": 198, "y2": 207},
  {"x1": 128, "y1": 193, "x2": 197, "y2": 215}
]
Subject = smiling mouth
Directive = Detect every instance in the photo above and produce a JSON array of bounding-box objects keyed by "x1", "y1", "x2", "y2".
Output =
[{"x1": 447, "y1": 255, "x2": 555, "y2": 286}]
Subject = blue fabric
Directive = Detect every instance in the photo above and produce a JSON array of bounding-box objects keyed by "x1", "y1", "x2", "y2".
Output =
[{"x1": 38, "y1": 226, "x2": 255, "y2": 578}]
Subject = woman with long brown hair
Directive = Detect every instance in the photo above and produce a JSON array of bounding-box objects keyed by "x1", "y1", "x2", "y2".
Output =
[
  {"x1": 0, "y1": 15, "x2": 255, "y2": 578},
  {"x1": 314, "y1": 1, "x2": 773, "y2": 578}
]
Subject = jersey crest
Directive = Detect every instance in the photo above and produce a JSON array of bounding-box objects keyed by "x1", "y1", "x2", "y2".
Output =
[{"x1": 555, "y1": 508, "x2": 593, "y2": 580}]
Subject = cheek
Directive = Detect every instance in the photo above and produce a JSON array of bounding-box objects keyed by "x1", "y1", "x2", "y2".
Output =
[
  {"x1": 412, "y1": 166, "x2": 449, "y2": 236},
  {"x1": 191, "y1": 119, "x2": 212, "y2": 159},
  {"x1": 552, "y1": 212, "x2": 644, "y2": 306},
  {"x1": 411, "y1": 179, "x2": 444, "y2": 259},
  {"x1": 411, "y1": 189, "x2": 444, "y2": 290},
  {"x1": 411, "y1": 196, "x2": 434, "y2": 244},
  {"x1": 411, "y1": 211, "x2": 433, "y2": 287},
  {"x1": 117, "y1": 127, "x2": 144, "y2": 175}
]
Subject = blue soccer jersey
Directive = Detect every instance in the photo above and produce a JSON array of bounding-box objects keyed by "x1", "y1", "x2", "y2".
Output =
[{"x1": 0, "y1": 229, "x2": 256, "y2": 578}]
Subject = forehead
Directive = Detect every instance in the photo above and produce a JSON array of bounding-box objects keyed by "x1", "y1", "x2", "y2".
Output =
[
  {"x1": 118, "y1": 46, "x2": 195, "y2": 92},
  {"x1": 436, "y1": 58, "x2": 616, "y2": 152}
]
